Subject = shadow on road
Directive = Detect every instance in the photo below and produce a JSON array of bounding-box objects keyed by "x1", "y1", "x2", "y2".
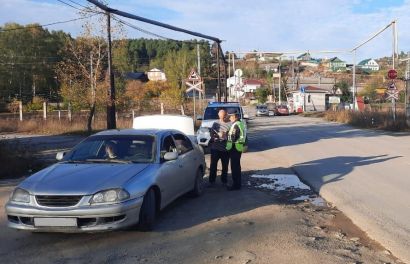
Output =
[{"x1": 291, "y1": 155, "x2": 401, "y2": 192}]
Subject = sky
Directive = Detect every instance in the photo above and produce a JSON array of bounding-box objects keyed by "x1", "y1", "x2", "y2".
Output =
[{"x1": 1, "y1": 0, "x2": 409, "y2": 63}]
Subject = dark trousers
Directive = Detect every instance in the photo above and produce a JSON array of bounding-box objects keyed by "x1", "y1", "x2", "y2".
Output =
[
  {"x1": 209, "y1": 149, "x2": 229, "y2": 183},
  {"x1": 229, "y1": 148, "x2": 242, "y2": 188}
]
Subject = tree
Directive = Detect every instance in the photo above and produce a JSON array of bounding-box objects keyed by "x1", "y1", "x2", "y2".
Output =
[
  {"x1": 255, "y1": 87, "x2": 270, "y2": 104},
  {"x1": 335, "y1": 80, "x2": 352, "y2": 103},
  {"x1": 0, "y1": 23, "x2": 69, "y2": 104},
  {"x1": 57, "y1": 7, "x2": 126, "y2": 132}
]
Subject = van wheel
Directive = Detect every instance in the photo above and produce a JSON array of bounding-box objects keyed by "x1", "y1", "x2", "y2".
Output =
[
  {"x1": 190, "y1": 168, "x2": 204, "y2": 197},
  {"x1": 138, "y1": 189, "x2": 156, "y2": 231}
]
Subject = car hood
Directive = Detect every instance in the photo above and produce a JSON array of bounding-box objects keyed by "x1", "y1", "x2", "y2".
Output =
[
  {"x1": 19, "y1": 162, "x2": 150, "y2": 195},
  {"x1": 199, "y1": 119, "x2": 216, "y2": 128}
]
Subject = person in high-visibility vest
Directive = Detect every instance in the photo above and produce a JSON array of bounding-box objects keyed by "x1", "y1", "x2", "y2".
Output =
[{"x1": 226, "y1": 112, "x2": 245, "y2": 190}]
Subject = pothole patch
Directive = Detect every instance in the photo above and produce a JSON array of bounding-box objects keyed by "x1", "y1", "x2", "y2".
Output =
[{"x1": 248, "y1": 174, "x2": 326, "y2": 206}]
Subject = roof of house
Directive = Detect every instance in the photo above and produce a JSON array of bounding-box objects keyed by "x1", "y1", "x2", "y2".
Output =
[
  {"x1": 291, "y1": 86, "x2": 329, "y2": 93},
  {"x1": 330, "y1": 57, "x2": 345, "y2": 63},
  {"x1": 124, "y1": 72, "x2": 148, "y2": 82},
  {"x1": 297, "y1": 52, "x2": 310, "y2": 59},
  {"x1": 244, "y1": 79, "x2": 263, "y2": 85},
  {"x1": 358, "y1": 58, "x2": 377, "y2": 66}
]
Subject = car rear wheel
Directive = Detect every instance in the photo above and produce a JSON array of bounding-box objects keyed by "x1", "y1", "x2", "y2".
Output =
[
  {"x1": 138, "y1": 188, "x2": 156, "y2": 231},
  {"x1": 190, "y1": 168, "x2": 204, "y2": 197}
]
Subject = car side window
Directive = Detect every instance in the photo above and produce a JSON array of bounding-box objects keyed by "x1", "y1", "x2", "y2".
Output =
[
  {"x1": 173, "y1": 133, "x2": 193, "y2": 155},
  {"x1": 161, "y1": 135, "x2": 177, "y2": 155}
]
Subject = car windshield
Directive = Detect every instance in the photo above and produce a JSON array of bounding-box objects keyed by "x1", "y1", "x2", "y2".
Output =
[
  {"x1": 257, "y1": 106, "x2": 267, "y2": 109},
  {"x1": 64, "y1": 135, "x2": 156, "y2": 163},
  {"x1": 203, "y1": 107, "x2": 240, "y2": 120}
]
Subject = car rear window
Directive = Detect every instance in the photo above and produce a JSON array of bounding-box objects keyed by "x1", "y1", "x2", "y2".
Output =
[{"x1": 203, "y1": 107, "x2": 241, "y2": 120}]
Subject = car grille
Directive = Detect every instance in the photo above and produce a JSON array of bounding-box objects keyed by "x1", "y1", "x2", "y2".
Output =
[{"x1": 36, "y1": 195, "x2": 83, "y2": 207}]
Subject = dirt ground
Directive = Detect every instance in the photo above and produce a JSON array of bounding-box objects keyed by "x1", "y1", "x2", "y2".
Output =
[{"x1": 0, "y1": 117, "x2": 405, "y2": 264}]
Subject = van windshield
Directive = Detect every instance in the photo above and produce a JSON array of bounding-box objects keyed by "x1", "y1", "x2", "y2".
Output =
[{"x1": 203, "y1": 107, "x2": 241, "y2": 120}]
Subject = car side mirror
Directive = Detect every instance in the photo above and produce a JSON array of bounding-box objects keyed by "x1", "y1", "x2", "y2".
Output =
[
  {"x1": 164, "y1": 151, "x2": 178, "y2": 161},
  {"x1": 56, "y1": 151, "x2": 66, "y2": 161},
  {"x1": 196, "y1": 115, "x2": 203, "y2": 121},
  {"x1": 243, "y1": 114, "x2": 249, "y2": 119}
]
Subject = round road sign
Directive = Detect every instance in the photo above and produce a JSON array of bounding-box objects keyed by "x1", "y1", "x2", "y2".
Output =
[{"x1": 387, "y1": 69, "x2": 397, "y2": 79}]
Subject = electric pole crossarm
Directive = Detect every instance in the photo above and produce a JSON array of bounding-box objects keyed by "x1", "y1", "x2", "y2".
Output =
[{"x1": 86, "y1": 0, "x2": 221, "y2": 43}]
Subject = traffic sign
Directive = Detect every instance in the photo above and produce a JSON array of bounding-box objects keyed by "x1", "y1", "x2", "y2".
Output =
[
  {"x1": 187, "y1": 69, "x2": 201, "y2": 81},
  {"x1": 388, "y1": 82, "x2": 397, "y2": 90},
  {"x1": 388, "y1": 69, "x2": 397, "y2": 80},
  {"x1": 300, "y1": 86, "x2": 305, "y2": 93},
  {"x1": 185, "y1": 82, "x2": 203, "y2": 93},
  {"x1": 386, "y1": 90, "x2": 399, "y2": 100}
]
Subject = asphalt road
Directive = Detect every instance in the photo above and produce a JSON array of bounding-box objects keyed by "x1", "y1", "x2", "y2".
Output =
[{"x1": 246, "y1": 114, "x2": 410, "y2": 263}]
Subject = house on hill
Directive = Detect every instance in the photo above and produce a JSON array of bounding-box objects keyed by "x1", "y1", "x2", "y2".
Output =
[
  {"x1": 147, "y1": 68, "x2": 167, "y2": 81},
  {"x1": 297, "y1": 52, "x2": 311, "y2": 61},
  {"x1": 358, "y1": 59, "x2": 380, "y2": 72},
  {"x1": 328, "y1": 57, "x2": 347, "y2": 72}
]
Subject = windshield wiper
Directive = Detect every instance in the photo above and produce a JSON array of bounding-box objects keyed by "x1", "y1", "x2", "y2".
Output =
[{"x1": 84, "y1": 159, "x2": 131, "y2": 164}]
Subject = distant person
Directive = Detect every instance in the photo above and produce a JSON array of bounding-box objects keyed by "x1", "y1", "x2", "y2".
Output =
[
  {"x1": 226, "y1": 112, "x2": 245, "y2": 190},
  {"x1": 105, "y1": 141, "x2": 118, "y2": 159},
  {"x1": 208, "y1": 109, "x2": 231, "y2": 187}
]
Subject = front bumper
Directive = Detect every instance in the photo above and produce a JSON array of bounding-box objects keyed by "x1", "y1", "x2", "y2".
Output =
[{"x1": 5, "y1": 196, "x2": 144, "y2": 232}]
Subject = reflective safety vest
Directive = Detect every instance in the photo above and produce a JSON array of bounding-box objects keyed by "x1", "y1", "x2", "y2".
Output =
[{"x1": 226, "y1": 120, "x2": 245, "y2": 152}]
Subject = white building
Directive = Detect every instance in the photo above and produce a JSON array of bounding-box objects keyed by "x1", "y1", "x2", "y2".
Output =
[
  {"x1": 290, "y1": 86, "x2": 330, "y2": 113},
  {"x1": 147, "y1": 68, "x2": 167, "y2": 81},
  {"x1": 358, "y1": 59, "x2": 380, "y2": 72}
]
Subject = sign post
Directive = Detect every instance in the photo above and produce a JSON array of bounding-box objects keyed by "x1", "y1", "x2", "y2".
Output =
[
  {"x1": 185, "y1": 69, "x2": 203, "y2": 120},
  {"x1": 386, "y1": 69, "x2": 398, "y2": 122}
]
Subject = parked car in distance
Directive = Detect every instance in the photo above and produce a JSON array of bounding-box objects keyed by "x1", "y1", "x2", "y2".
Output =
[
  {"x1": 5, "y1": 116, "x2": 205, "y2": 233},
  {"x1": 275, "y1": 105, "x2": 290, "y2": 116},
  {"x1": 266, "y1": 102, "x2": 276, "y2": 116},
  {"x1": 256, "y1": 105, "x2": 269, "y2": 116}
]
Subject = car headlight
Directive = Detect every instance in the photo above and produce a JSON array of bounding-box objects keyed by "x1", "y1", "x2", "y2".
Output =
[
  {"x1": 10, "y1": 188, "x2": 30, "y2": 203},
  {"x1": 90, "y1": 189, "x2": 130, "y2": 204}
]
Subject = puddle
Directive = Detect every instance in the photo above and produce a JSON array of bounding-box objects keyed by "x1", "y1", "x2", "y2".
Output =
[
  {"x1": 250, "y1": 174, "x2": 311, "y2": 191},
  {"x1": 249, "y1": 174, "x2": 326, "y2": 206}
]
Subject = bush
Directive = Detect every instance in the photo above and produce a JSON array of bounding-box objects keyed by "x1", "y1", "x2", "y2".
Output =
[
  {"x1": 324, "y1": 110, "x2": 409, "y2": 131},
  {"x1": 25, "y1": 96, "x2": 45, "y2": 112}
]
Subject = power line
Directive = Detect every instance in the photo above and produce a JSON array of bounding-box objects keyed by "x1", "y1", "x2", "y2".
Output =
[
  {"x1": 57, "y1": 0, "x2": 102, "y2": 14},
  {"x1": 0, "y1": 14, "x2": 98, "y2": 32}
]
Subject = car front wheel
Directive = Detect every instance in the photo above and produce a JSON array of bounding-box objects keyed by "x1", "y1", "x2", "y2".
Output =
[
  {"x1": 138, "y1": 188, "x2": 156, "y2": 231},
  {"x1": 190, "y1": 168, "x2": 204, "y2": 197}
]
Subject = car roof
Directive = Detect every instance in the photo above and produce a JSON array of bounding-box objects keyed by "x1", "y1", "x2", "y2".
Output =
[
  {"x1": 206, "y1": 102, "x2": 241, "y2": 108},
  {"x1": 92, "y1": 128, "x2": 181, "y2": 137}
]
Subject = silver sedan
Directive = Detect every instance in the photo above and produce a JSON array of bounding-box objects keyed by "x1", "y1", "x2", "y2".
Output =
[{"x1": 5, "y1": 128, "x2": 206, "y2": 232}]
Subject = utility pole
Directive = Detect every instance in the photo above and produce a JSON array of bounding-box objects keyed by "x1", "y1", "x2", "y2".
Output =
[
  {"x1": 279, "y1": 57, "x2": 282, "y2": 105},
  {"x1": 352, "y1": 50, "x2": 356, "y2": 111},
  {"x1": 216, "y1": 42, "x2": 221, "y2": 102},
  {"x1": 403, "y1": 53, "x2": 410, "y2": 126},
  {"x1": 106, "y1": 11, "x2": 116, "y2": 129},
  {"x1": 197, "y1": 44, "x2": 202, "y2": 115}
]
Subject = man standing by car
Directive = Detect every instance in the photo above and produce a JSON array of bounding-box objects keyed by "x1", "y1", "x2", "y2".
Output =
[
  {"x1": 226, "y1": 112, "x2": 245, "y2": 191},
  {"x1": 209, "y1": 109, "x2": 231, "y2": 187}
]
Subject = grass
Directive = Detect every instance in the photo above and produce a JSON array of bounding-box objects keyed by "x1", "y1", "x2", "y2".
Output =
[
  {"x1": 0, "y1": 140, "x2": 46, "y2": 180},
  {"x1": 0, "y1": 116, "x2": 132, "y2": 135},
  {"x1": 308, "y1": 110, "x2": 409, "y2": 132}
]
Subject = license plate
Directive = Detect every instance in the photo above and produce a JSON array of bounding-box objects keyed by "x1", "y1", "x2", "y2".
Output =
[{"x1": 34, "y1": 217, "x2": 77, "y2": 227}]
